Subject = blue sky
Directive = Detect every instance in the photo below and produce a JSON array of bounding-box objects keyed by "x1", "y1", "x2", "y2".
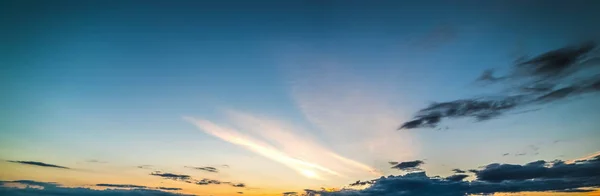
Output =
[{"x1": 2, "y1": 1, "x2": 600, "y2": 195}]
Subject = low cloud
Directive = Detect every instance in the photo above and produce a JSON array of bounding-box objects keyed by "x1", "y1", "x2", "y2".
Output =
[
  {"x1": 399, "y1": 41, "x2": 600, "y2": 130},
  {"x1": 96, "y1": 184, "x2": 147, "y2": 189},
  {"x1": 303, "y1": 154, "x2": 600, "y2": 196},
  {"x1": 0, "y1": 180, "x2": 190, "y2": 196},
  {"x1": 390, "y1": 160, "x2": 424, "y2": 171},
  {"x1": 282, "y1": 192, "x2": 298, "y2": 196},
  {"x1": 7, "y1": 161, "x2": 70, "y2": 169}
]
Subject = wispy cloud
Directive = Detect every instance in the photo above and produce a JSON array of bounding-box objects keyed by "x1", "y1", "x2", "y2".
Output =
[
  {"x1": 184, "y1": 111, "x2": 380, "y2": 180},
  {"x1": 7, "y1": 161, "x2": 70, "y2": 169},
  {"x1": 287, "y1": 62, "x2": 417, "y2": 163}
]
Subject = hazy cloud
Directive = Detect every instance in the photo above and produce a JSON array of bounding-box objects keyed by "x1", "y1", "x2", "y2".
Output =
[
  {"x1": 137, "y1": 165, "x2": 153, "y2": 169},
  {"x1": 0, "y1": 180, "x2": 190, "y2": 196},
  {"x1": 86, "y1": 159, "x2": 107, "y2": 164},
  {"x1": 185, "y1": 166, "x2": 219, "y2": 173},
  {"x1": 399, "y1": 41, "x2": 600, "y2": 130},
  {"x1": 7, "y1": 161, "x2": 70, "y2": 169}
]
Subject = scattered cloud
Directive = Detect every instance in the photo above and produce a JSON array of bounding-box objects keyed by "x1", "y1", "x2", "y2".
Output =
[
  {"x1": 305, "y1": 154, "x2": 600, "y2": 196},
  {"x1": 390, "y1": 160, "x2": 424, "y2": 172},
  {"x1": 231, "y1": 183, "x2": 246, "y2": 188},
  {"x1": 7, "y1": 161, "x2": 70, "y2": 169},
  {"x1": 150, "y1": 172, "x2": 191, "y2": 181},
  {"x1": 399, "y1": 41, "x2": 600, "y2": 129},
  {"x1": 195, "y1": 178, "x2": 221, "y2": 185},
  {"x1": 237, "y1": 191, "x2": 243, "y2": 194},
  {"x1": 0, "y1": 180, "x2": 190, "y2": 196},
  {"x1": 185, "y1": 166, "x2": 219, "y2": 173},
  {"x1": 502, "y1": 153, "x2": 510, "y2": 156}
]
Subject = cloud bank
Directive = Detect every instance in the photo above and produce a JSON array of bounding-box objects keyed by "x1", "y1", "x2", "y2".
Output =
[
  {"x1": 0, "y1": 180, "x2": 190, "y2": 196},
  {"x1": 300, "y1": 154, "x2": 600, "y2": 196}
]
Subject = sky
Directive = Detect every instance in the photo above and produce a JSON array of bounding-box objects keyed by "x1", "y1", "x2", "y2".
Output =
[{"x1": 1, "y1": 0, "x2": 600, "y2": 196}]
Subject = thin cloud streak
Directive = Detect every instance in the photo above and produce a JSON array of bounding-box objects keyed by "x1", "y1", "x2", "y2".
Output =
[{"x1": 184, "y1": 117, "x2": 337, "y2": 180}]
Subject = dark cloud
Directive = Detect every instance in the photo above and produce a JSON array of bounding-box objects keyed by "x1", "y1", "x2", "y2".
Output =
[
  {"x1": 150, "y1": 172, "x2": 191, "y2": 181},
  {"x1": 388, "y1": 161, "x2": 398, "y2": 165},
  {"x1": 7, "y1": 161, "x2": 70, "y2": 169},
  {"x1": 399, "y1": 41, "x2": 600, "y2": 130},
  {"x1": 349, "y1": 180, "x2": 375, "y2": 187},
  {"x1": 451, "y1": 169, "x2": 466, "y2": 173},
  {"x1": 472, "y1": 155, "x2": 600, "y2": 183},
  {"x1": 237, "y1": 192, "x2": 243, "y2": 194},
  {"x1": 195, "y1": 179, "x2": 221, "y2": 185},
  {"x1": 390, "y1": 160, "x2": 424, "y2": 171},
  {"x1": 502, "y1": 153, "x2": 510, "y2": 156},
  {"x1": 185, "y1": 166, "x2": 219, "y2": 173},
  {"x1": 445, "y1": 174, "x2": 469, "y2": 182},
  {"x1": 95, "y1": 183, "x2": 181, "y2": 191},
  {"x1": 156, "y1": 187, "x2": 182, "y2": 191},
  {"x1": 3, "y1": 180, "x2": 60, "y2": 188},
  {"x1": 0, "y1": 180, "x2": 191, "y2": 196},
  {"x1": 283, "y1": 192, "x2": 298, "y2": 196},
  {"x1": 312, "y1": 155, "x2": 600, "y2": 196},
  {"x1": 231, "y1": 183, "x2": 246, "y2": 188}
]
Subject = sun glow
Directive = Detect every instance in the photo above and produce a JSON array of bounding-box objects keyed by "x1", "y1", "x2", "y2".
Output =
[{"x1": 300, "y1": 169, "x2": 319, "y2": 179}]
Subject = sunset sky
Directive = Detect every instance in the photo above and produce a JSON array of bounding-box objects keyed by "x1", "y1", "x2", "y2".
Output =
[{"x1": 1, "y1": 1, "x2": 600, "y2": 196}]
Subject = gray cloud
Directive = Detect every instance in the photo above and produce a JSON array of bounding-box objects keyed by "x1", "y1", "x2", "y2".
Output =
[
  {"x1": 390, "y1": 160, "x2": 425, "y2": 171},
  {"x1": 7, "y1": 161, "x2": 70, "y2": 169},
  {"x1": 96, "y1": 184, "x2": 147, "y2": 189},
  {"x1": 399, "y1": 41, "x2": 600, "y2": 130},
  {"x1": 150, "y1": 172, "x2": 191, "y2": 181},
  {"x1": 451, "y1": 169, "x2": 466, "y2": 173},
  {"x1": 185, "y1": 166, "x2": 219, "y2": 173}
]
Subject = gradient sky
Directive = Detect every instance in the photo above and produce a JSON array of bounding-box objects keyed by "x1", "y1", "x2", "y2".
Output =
[{"x1": 2, "y1": 1, "x2": 600, "y2": 196}]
